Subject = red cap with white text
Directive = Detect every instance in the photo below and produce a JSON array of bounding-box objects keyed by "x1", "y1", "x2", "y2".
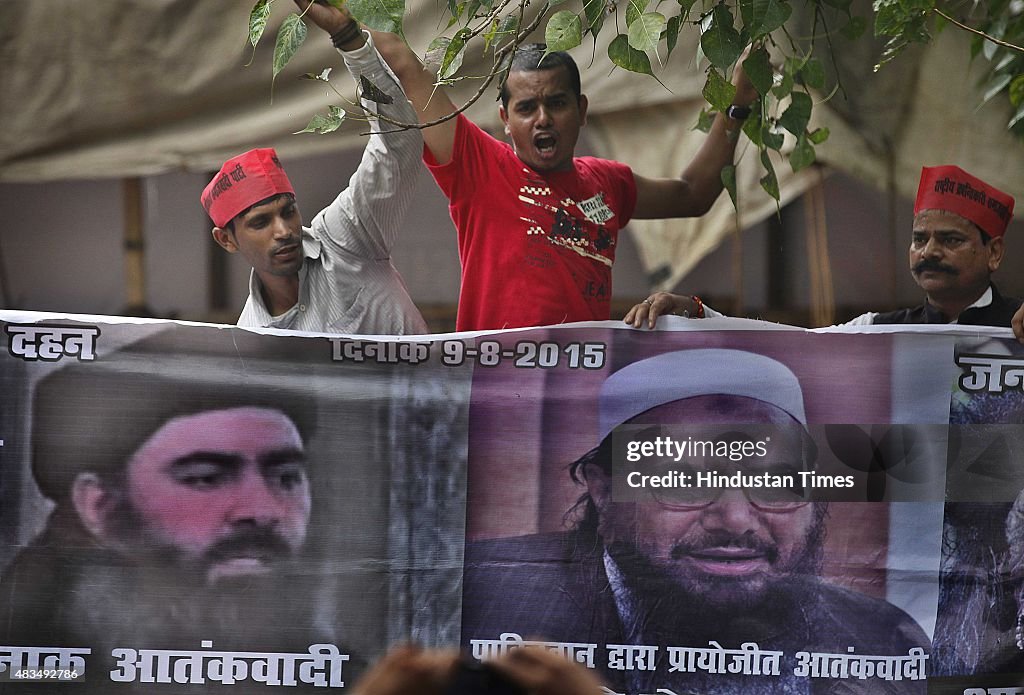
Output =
[
  {"x1": 914, "y1": 165, "x2": 1015, "y2": 238},
  {"x1": 201, "y1": 148, "x2": 295, "y2": 228}
]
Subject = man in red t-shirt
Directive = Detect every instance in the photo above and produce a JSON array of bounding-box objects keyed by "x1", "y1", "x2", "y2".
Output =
[{"x1": 298, "y1": 2, "x2": 757, "y2": 332}]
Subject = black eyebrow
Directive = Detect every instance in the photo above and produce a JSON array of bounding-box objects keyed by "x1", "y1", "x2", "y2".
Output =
[
  {"x1": 168, "y1": 451, "x2": 243, "y2": 470},
  {"x1": 935, "y1": 230, "x2": 967, "y2": 237},
  {"x1": 242, "y1": 213, "x2": 271, "y2": 228},
  {"x1": 261, "y1": 448, "x2": 308, "y2": 468},
  {"x1": 167, "y1": 449, "x2": 306, "y2": 470}
]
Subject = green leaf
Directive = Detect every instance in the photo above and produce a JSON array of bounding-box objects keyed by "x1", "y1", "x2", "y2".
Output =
[
  {"x1": 584, "y1": 0, "x2": 606, "y2": 38},
  {"x1": 608, "y1": 34, "x2": 655, "y2": 76},
  {"x1": 483, "y1": 18, "x2": 500, "y2": 50},
  {"x1": 772, "y1": 66, "x2": 793, "y2": 98},
  {"x1": 759, "y1": 148, "x2": 780, "y2": 200},
  {"x1": 983, "y1": 28, "x2": 1004, "y2": 61},
  {"x1": 425, "y1": 37, "x2": 450, "y2": 72},
  {"x1": 464, "y1": 0, "x2": 483, "y2": 22},
  {"x1": 873, "y1": 0, "x2": 905, "y2": 37},
  {"x1": 347, "y1": 0, "x2": 406, "y2": 37},
  {"x1": 743, "y1": 47, "x2": 773, "y2": 96},
  {"x1": 486, "y1": 13, "x2": 521, "y2": 48},
  {"x1": 790, "y1": 132, "x2": 816, "y2": 171},
  {"x1": 741, "y1": 100, "x2": 763, "y2": 144},
  {"x1": 628, "y1": 12, "x2": 667, "y2": 52},
  {"x1": 970, "y1": 34, "x2": 984, "y2": 60},
  {"x1": 501, "y1": 13, "x2": 521, "y2": 33},
  {"x1": 666, "y1": 14, "x2": 683, "y2": 58},
  {"x1": 249, "y1": 0, "x2": 273, "y2": 50},
  {"x1": 763, "y1": 125, "x2": 784, "y2": 150},
  {"x1": 820, "y1": 0, "x2": 852, "y2": 10},
  {"x1": 721, "y1": 164, "x2": 738, "y2": 207},
  {"x1": 983, "y1": 72, "x2": 1013, "y2": 104},
  {"x1": 694, "y1": 108, "x2": 715, "y2": 132},
  {"x1": 994, "y1": 51, "x2": 1016, "y2": 72},
  {"x1": 446, "y1": 1, "x2": 465, "y2": 28},
  {"x1": 742, "y1": 114, "x2": 762, "y2": 145},
  {"x1": 1010, "y1": 75, "x2": 1024, "y2": 108},
  {"x1": 546, "y1": 11, "x2": 584, "y2": 51},
  {"x1": 440, "y1": 29, "x2": 471, "y2": 79},
  {"x1": 701, "y1": 5, "x2": 744, "y2": 69},
  {"x1": 295, "y1": 105, "x2": 346, "y2": 134},
  {"x1": 678, "y1": 0, "x2": 698, "y2": 14},
  {"x1": 739, "y1": 0, "x2": 792, "y2": 39},
  {"x1": 808, "y1": 126, "x2": 830, "y2": 144},
  {"x1": 703, "y1": 66, "x2": 738, "y2": 111},
  {"x1": 273, "y1": 14, "x2": 307, "y2": 83},
  {"x1": 800, "y1": 57, "x2": 825, "y2": 90},
  {"x1": 626, "y1": 0, "x2": 651, "y2": 27},
  {"x1": 778, "y1": 91, "x2": 812, "y2": 135},
  {"x1": 1009, "y1": 102, "x2": 1024, "y2": 129},
  {"x1": 841, "y1": 15, "x2": 867, "y2": 39},
  {"x1": 359, "y1": 75, "x2": 395, "y2": 103}
]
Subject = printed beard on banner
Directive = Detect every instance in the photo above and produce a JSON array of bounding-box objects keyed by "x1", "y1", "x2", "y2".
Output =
[{"x1": 3, "y1": 312, "x2": 1024, "y2": 694}]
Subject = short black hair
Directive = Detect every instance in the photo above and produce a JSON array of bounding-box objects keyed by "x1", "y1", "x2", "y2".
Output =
[
  {"x1": 223, "y1": 192, "x2": 296, "y2": 233},
  {"x1": 498, "y1": 43, "x2": 582, "y2": 109}
]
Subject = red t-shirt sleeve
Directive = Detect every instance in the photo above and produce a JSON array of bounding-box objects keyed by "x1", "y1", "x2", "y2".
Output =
[{"x1": 424, "y1": 114, "x2": 504, "y2": 202}]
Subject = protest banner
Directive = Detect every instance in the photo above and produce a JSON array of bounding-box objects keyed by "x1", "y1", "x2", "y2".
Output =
[{"x1": 2, "y1": 311, "x2": 1023, "y2": 693}]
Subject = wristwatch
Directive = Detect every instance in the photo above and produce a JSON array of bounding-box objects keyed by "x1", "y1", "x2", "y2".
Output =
[{"x1": 726, "y1": 105, "x2": 751, "y2": 120}]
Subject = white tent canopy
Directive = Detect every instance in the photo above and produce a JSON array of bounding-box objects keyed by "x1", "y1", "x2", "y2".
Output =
[{"x1": 2, "y1": 1, "x2": 1021, "y2": 289}]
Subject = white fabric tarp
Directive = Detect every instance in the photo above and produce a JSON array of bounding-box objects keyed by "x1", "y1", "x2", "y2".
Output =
[{"x1": 1, "y1": 1, "x2": 1021, "y2": 288}]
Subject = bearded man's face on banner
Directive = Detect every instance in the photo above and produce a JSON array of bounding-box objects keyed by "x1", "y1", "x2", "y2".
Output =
[
  {"x1": 592, "y1": 395, "x2": 824, "y2": 612},
  {"x1": 81, "y1": 406, "x2": 312, "y2": 586}
]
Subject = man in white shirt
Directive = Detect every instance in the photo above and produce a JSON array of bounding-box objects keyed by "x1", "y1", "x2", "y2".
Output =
[
  {"x1": 625, "y1": 165, "x2": 1016, "y2": 328},
  {"x1": 203, "y1": 23, "x2": 427, "y2": 335}
]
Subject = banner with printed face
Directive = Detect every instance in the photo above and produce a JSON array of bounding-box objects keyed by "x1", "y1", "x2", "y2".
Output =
[{"x1": 2, "y1": 312, "x2": 1024, "y2": 694}]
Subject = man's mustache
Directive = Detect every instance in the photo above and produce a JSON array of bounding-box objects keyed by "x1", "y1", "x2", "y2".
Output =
[
  {"x1": 271, "y1": 237, "x2": 301, "y2": 254},
  {"x1": 203, "y1": 526, "x2": 295, "y2": 565},
  {"x1": 913, "y1": 259, "x2": 958, "y2": 275},
  {"x1": 669, "y1": 531, "x2": 779, "y2": 563}
]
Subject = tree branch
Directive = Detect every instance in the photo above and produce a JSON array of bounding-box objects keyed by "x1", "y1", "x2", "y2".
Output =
[
  {"x1": 932, "y1": 8, "x2": 1024, "y2": 53},
  {"x1": 360, "y1": 0, "x2": 549, "y2": 133}
]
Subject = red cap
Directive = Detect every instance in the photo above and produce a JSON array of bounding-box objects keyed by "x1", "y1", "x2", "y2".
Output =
[
  {"x1": 201, "y1": 148, "x2": 295, "y2": 228},
  {"x1": 915, "y1": 165, "x2": 1015, "y2": 238}
]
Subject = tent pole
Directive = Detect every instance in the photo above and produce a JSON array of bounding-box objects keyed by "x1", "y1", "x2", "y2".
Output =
[{"x1": 122, "y1": 177, "x2": 150, "y2": 317}]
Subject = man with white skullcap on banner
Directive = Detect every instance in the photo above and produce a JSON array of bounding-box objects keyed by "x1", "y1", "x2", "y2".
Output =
[{"x1": 462, "y1": 348, "x2": 929, "y2": 694}]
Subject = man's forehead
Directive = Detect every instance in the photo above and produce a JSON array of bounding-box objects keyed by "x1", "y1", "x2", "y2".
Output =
[
  {"x1": 506, "y1": 67, "x2": 573, "y2": 98},
  {"x1": 913, "y1": 209, "x2": 980, "y2": 235},
  {"x1": 241, "y1": 194, "x2": 295, "y2": 219},
  {"x1": 625, "y1": 394, "x2": 803, "y2": 427}
]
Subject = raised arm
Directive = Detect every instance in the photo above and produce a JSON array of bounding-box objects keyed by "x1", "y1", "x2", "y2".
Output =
[
  {"x1": 294, "y1": 1, "x2": 423, "y2": 255},
  {"x1": 297, "y1": 2, "x2": 459, "y2": 164},
  {"x1": 631, "y1": 61, "x2": 758, "y2": 220},
  {"x1": 367, "y1": 31, "x2": 459, "y2": 165}
]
